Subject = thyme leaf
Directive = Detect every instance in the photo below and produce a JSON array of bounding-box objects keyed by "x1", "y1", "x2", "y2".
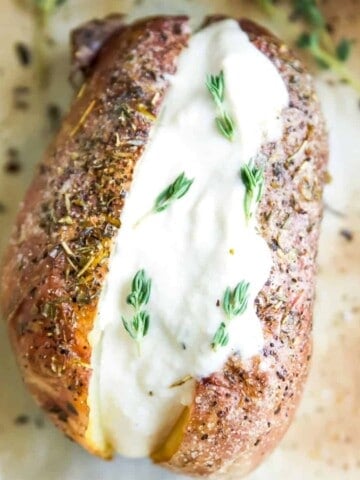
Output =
[
  {"x1": 122, "y1": 269, "x2": 152, "y2": 351},
  {"x1": 126, "y1": 269, "x2": 152, "y2": 309},
  {"x1": 206, "y1": 71, "x2": 235, "y2": 141},
  {"x1": 292, "y1": 0, "x2": 325, "y2": 28},
  {"x1": 211, "y1": 281, "x2": 250, "y2": 351},
  {"x1": 206, "y1": 71, "x2": 225, "y2": 107},
  {"x1": 215, "y1": 111, "x2": 235, "y2": 141},
  {"x1": 122, "y1": 311, "x2": 150, "y2": 341},
  {"x1": 240, "y1": 162, "x2": 265, "y2": 222},
  {"x1": 154, "y1": 172, "x2": 194, "y2": 213},
  {"x1": 223, "y1": 281, "x2": 250, "y2": 318},
  {"x1": 211, "y1": 322, "x2": 229, "y2": 351},
  {"x1": 336, "y1": 38, "x2": 354, "y2": 62}
]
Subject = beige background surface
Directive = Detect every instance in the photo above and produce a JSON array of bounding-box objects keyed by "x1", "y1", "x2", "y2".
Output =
[{"x1": 0, "y1": 0, "x2": 359, "y2": 479}]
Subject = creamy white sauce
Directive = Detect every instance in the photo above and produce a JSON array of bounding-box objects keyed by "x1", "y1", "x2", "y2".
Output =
[{"x1": 86, "y1": 19, "x2": 289, "y2": 457}]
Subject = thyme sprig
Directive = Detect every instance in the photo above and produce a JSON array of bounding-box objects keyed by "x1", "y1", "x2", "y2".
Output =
[
  {"x1": 134, "y1": 173, "x2": 194, "y2": 226},
  {"x1": 223, "y1": 281, "x2": 250, "y2": 318},
  {"x1": 297, "y1": 33, "x2": 360, "y2": 92},
  {"x1": 256, "y1": 0, "x2": 359, "y2": 94},
  {"x1": 206, "y1": 71, "x2": 235, "y2": 141},
  {"x1": 212, "y1": 281, "x2": 250, "y2": 351},
  {"x1": 154, "y1": 172, "x2": 194, "y2": 212},
  {"x1": 122, "y1": 269, "x2": 152, "y2": 353},
  {"x1": 240, "y1": 162, "x2": 265, "y2": 222},
  {"x1": 17, "y1": 0, "x2": 67, "y2": 87},
  {"x1": 33, "y1": 0, "x2": 66, "y2": 14},
  {"x1": 212, "y1": 322, "x2": 229, "y2": 351},
  {"x1": 292, "y1": 0, "x2": 325, "y2": 28}
]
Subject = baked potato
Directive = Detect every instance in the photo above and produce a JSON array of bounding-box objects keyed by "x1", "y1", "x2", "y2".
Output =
[{"x1": 0, "y1": 14, "x2": 328, "y2": 478}]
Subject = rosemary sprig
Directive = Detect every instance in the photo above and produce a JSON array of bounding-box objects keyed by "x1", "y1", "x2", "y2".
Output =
[
  {"x1": 134, "y1": 173, "x2": 194, "y2": 226},
  {"x1": 212, "y1": 281, "x2": 250, "y2": 351},
  {"x1": 240, "y1": 162, "x2": 265, "y2": 222},
  {"x1": 206, "y1": 71, "x2": 235, "y2": 141},
  {"x1": 122, "y1": 269, "x2": 152, "y2": 353}
]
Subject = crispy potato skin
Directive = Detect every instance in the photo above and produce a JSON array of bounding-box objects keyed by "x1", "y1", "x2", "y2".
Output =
[
  {"x1": 0, "y1": 16, "x2": 190, "y2": 456},
  {"x1": 162, "y1": 18, "x2": 328, "y2": 477},
  {"x1": 0, "y1": 15, "x2": 328, "y2": 476}
]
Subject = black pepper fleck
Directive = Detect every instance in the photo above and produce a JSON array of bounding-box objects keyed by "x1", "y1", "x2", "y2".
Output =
[
  {"x1": 14, "y1": 42, "x2": 32, "y2": 66},
  {"x1": 339, "y1": 229, "x2": 353, "y2": 242},
  {"x1": 4, "y1": 148, "x2": 21, "y2": 174},
  {"x1": 14, "y1": 414, "x2": 30, "y2": 425},
  {"x1": 47, "y1": 103, "x2": 62, "y2": 132}
]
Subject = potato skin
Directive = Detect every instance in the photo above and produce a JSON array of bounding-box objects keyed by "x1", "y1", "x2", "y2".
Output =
[
  {"x1": 162, "y1": 19, "x2": 328, "y2": 477},
  {"x1": 0, "y1": 16, "x2": 190, "y2": 457},
  {"x1": 0, "y1": 15, "x2": 328, "y2": 476}
]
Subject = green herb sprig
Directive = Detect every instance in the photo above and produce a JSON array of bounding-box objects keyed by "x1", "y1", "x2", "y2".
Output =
[
  {"x1": 33, "y1": 0, "x2": 66, "y2": 15},
  {"x1": 18, "y1": 0, "x2": 67, "y2": 87},
  {"x1": 212, "y1": 322, "x2": 229, "y2": 351},
  {"x1": 292, "y1": 0, "x2": 325, "y2": 28},
  {"x1": 122, "y1": 269, "x2": 152, "y2": 353},
  {"x1": 297, "y1": 33, "x2": 360, "y2": 92},
  {"x1": 255, "y1": 0, "x2": 360, "y2": 94},
  {"x1": 134, "y1": 172, "x2": 194, "y2": 227},
  {"x1": 240, "y1": 162, "x2": 265, "y2": 222},
  {"x1": 206, "y1": 71, "x2": 235, "y2": 141},
  {"x1": 212, "y1": 281, "x2": 250, "y2": 351},
  {"x1": 223, "y1": 282, "x2": 250, "y2": 317},
  {"x1": 154, "y1": 172, "x2": 194, "y2": 212}
]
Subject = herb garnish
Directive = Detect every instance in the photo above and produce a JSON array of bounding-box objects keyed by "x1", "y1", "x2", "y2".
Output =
[
  {"x1": 206, "y1": 71, "x2": 235, "y2": 141},
  {"x1": 212, "y1": 281, "x2": 250, "y2": 351},
  {"x1": 19, "y1": 1, "x2": 67, "y2": 87},
  {"x1": 134, "y1": 172, "x2": 194, "y2": 226},
  {"x1": 240, "y1": 162, "x2": 265, "y2": 222},
  {"x1": 122, "y1": 269, "x2": 152, "y2": 353},
  {"x1": 297, "y1": 33, "x2": 360, "y2": 92},
  {"x1": 256, "y1": 0, "x2": 360, "y2": 94},
  {"x1": 154, "y1": 172, "x2": 194, "y2": 212},
  {"x1": 212, "y1": 322, "x2": 229, "y2": 350},
  {"x1": 33, "y1": 0, "x2": 66, "y2": 14},
  {"x1": 292, "y1": 0, "x2": 325, "y2": 28},
  {"x1": 170, "y1": 375, "x2": 193, "y2": 388}
]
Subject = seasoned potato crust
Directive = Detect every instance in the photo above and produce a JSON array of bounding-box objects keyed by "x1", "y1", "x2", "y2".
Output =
[{"x1": 0, "y1": 15, "x2": 190, "y2": 456}]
